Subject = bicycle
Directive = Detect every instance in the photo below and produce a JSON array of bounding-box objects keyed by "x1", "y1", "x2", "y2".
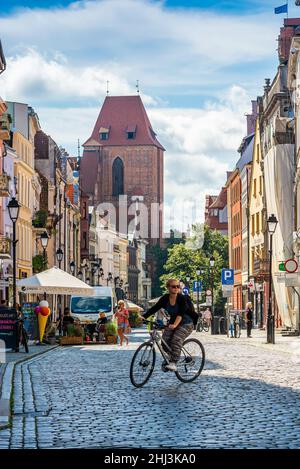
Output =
[
  {"x1": 196, "y1": 318, "x2": 210, "y2": 333},
  {"x1": 15, "y1": 318, "x2": 29, "y2": 353},
  {"x1": 130, "y1": 319, "x2": 205, "y2": 388}
]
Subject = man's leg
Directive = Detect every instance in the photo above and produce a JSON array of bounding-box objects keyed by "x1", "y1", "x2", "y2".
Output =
[{"x1": 169, "y1": 324, "x2": 194, "y2": 362}]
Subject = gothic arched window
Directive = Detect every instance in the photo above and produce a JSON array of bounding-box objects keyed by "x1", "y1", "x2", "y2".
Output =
[{"x1": 112, "y1": 157, "x2": 124, "y2": 196}]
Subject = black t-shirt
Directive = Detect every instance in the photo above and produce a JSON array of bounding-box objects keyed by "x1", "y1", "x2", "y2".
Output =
[
  {"x1": 63, "y1": 315, "x2": 74, "y2": 326},
  {"x1": 166, "y1": 302, "x2": 193, "y2": 326},
  {"x1": 246, "y1": 309, "x2": 253, "y2": 321}
]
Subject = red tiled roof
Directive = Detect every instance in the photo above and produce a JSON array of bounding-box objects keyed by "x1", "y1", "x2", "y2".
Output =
[
  {"x1": 84, "y1": 96, "x2": 165, "y2": 150},
  {"x1": 210, "y1": 187, "x2": 227, "y2": 209}
]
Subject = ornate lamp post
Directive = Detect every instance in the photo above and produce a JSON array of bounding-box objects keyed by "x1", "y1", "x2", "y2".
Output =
[
  {"x1": 267, "y1": 214, "x2": 278, "y2": 344},
  {"x1": 70, "y1": 261, "x2": 75, "y2": 276},
  {"x1": 7, "y1": 197, "x2": 20, "y2": 308},
  {"x1": 195, "y1": 268, "x2": 201, "y2": 314},
  {"x1": 56, "y1": 248, "x2": 63, "y2": 269},
  {"x1": 107, "y1": 272, "x2": 113, "y2": 286},
  {"x1": 40, "y1": 231, "x2": 50, "y2": 270},
  {"x1": 210, "y1": 256, "x2": 215, "y2": 335}
]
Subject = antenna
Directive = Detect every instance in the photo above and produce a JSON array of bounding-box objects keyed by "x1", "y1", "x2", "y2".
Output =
[
  {"x1": 136, "y1": 80, "x2": 140, "y2": 94},
  {"x1": 106, "y1": 81, "x2": 110, "y2": 95}
]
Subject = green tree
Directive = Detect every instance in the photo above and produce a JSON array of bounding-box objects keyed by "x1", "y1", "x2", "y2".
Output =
[{"x1": 160, "y1": 224, "x2": 228, "y2": 313}]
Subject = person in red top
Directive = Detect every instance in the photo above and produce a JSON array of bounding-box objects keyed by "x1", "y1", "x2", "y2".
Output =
[{"x1": 114, "y1": 300, "x2": 129, "y2": 346}]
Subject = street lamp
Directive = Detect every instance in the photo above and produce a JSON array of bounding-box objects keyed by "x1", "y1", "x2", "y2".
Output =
[
  {"x1": 56, "y1": 248, "x2": 63, "y2": 268},
  {"x1": 107, "y1": 272, "x2": 113, "y2": 285},
  {"x1": 40, "y1": 231, "x2": 50, "y2": 270},
  {"x1": 7, "y1": 197, "x2": 20, "y2": 308},
  {"x1": 210, "y1": 256, "x2": 215, "y2": 335},
  {"x1": 195, "y1": 268, "x2": 202, "y2": 314},
  {"x1": 70, "y1": 261, "x2": 75, "y2": 276},
  {"x1": 77, "y1": 270, "x2": 83, "y2": 281},
  {"x1": 267, "y1": 214, "x2": 278, "y2": 344}
]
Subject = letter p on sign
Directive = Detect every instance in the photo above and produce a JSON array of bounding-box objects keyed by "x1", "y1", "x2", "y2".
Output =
[{"x1": 222, "y1": 268, "x2": 234, "y2": 286}]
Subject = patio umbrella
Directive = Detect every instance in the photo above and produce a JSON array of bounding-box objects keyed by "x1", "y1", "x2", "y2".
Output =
[
  {"x1": 17, "y1": 266, "x2": 93, "y2": 295},
  {"x1": 125, "y1": 300, "x2": 144, "y2": 313}
]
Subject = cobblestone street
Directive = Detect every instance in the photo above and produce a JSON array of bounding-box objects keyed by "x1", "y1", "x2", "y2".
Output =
[{"x1": 0, "y1": 328, "x2": 300, "y2": 449}]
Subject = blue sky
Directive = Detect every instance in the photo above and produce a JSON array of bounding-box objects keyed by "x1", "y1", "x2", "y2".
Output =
[
  {"x1": 0, "y1": 0, "x2": 296, "y2": 15},
  {"x1": 0, "y1": 0, "x2": 295, "y2": 227}
]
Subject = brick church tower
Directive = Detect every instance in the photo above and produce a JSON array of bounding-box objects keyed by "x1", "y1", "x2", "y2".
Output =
[{"x1": 80, "y1": 95, "x2": 164, "y2": 242}]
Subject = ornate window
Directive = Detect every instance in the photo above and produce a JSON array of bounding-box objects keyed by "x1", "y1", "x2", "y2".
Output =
[{"x1": 112, "y1": 157, "x2": 124, "y2": 196}]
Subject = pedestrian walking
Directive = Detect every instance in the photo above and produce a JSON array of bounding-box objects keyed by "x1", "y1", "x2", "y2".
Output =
[
  {"x1": 115, "y1": 300, "x2": 130, "y2": 346},
  {"x1": 203, "y1": 307, "x2": 212, "y2": 327},
  {"x1": 246, "y1": 302, "x2": 253, "y2": 338}
]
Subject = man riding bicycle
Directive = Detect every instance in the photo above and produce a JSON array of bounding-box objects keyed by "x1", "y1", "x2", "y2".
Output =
[{"x1": 142, "y1": 278, "x2": 198, "y2": 372}]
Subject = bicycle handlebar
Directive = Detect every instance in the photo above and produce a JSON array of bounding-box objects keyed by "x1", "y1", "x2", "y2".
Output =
[{"x1": 141, "y1": 318, "x2": 168, "y2": 330}]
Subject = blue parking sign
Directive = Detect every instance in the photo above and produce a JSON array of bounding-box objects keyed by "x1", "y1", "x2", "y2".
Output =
[
  {"x1": 193, "y1": 281, "x2": 202, "y2": 292},
  {"x1": 221, "y1": 269, "x2": 234, "y2": 285}
]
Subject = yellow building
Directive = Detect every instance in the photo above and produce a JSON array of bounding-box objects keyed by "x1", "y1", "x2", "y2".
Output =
[
  {"x1": 7, "y1": 102, "x2": 41, "y2": 279},
  {"x1": 249, "y1": 117, "x2": 268, "y2": 327}
]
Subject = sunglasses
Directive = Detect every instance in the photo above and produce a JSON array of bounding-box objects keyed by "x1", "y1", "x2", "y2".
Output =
[{"x1": 169, "y1": 285, "x2": 180, "y2": 289}]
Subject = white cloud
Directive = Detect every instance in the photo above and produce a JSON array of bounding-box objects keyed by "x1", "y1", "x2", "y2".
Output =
[
  {"x1": 1, "y1": 49, "x2": 156, "y2": 105},
  {"x1": 0, "y1": 0, "x2": 270, "y2": 229},
  {"x1": 0, "y1": 0, "x2": 278, "y2": 95},
  {"x1": 36, "y1": 84, "x2": 249, "y2": 229}
]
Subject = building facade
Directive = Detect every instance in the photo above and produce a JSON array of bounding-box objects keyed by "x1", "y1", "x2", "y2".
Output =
[{"x1": 81, "y1": 95, "x2": 164, "y2": 242}]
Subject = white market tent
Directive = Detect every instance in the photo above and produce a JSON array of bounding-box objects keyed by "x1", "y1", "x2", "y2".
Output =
[{"x1": 17, "y1": 266, "x2": 92, "y2": 295}]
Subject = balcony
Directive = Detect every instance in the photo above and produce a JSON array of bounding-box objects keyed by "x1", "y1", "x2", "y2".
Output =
[
  {"x1": 0, "y1": 236, "x2": 11, "y2": 259},
  {"x1": 32, "y1": 210, "x2": 48, "y2": 228},
  {"x1": 0, "y1": 173, "x2": 10, "y2": 196}
]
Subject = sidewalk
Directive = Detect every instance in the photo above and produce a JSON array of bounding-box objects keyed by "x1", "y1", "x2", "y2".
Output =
[
  {"x1": 0, "y1": 344, "x2": 58, "y2": 429},
  {"x1": 209, "y1": 328, "x2": 300, "y2": 356}
]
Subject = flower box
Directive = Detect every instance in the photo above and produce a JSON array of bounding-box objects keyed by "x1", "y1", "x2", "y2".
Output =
[
  {"x1": 60, "y1": 336, "x2": 83, "y2": 346},
  {"x1": 106, "y1": 335, "x2": 118, "y2": 344}
]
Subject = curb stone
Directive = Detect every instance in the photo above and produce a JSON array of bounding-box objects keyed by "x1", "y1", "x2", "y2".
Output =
[{"x1": 0, "y1": 345, "x2": 59, "y2": 430}]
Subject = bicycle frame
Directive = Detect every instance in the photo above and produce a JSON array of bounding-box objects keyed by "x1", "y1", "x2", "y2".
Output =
[{"x1": 148, "y1": 327, "x2": 172, "y2": 363}]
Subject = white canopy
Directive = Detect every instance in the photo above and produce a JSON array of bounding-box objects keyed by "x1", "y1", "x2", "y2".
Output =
[
  {"x1": 125, "y1": 300, "x2": 144, "y2": 312},
  {"x1": 17, "y1": 266, "x2": 93, "y2": 295}
]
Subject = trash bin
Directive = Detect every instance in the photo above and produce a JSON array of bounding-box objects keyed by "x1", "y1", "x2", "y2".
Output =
[
  {"x1": 219, "y1": 316, "x2": 227, "y2": 335},
  {"x1": 212, "y1": 315, "x2": 220, "y2": 335}
]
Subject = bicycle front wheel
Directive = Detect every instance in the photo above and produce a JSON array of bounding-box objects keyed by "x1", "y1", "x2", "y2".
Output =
[
  {"x1": 130, "y1": 341, "x2": 156, "y2": 388},
  {"x1": 175, "y1": 338, "x2": 205, "y2": 383}
]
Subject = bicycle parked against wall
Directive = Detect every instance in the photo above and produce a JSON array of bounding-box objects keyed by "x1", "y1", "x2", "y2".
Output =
[
  {"x1": 130, "y1": 318, "x2": 205, "y2": 388},
  {"x1": 196, "y1": 317, "x2": 210, "y2": 333}
]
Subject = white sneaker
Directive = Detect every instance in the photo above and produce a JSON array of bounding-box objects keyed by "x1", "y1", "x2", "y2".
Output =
[{"x1": 165, "y1": 362, "x2": 177, "y2": 372}]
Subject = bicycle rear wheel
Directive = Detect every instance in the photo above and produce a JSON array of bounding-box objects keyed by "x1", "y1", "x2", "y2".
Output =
[
  {"x1": 203, "y1": 321, "x2": 209, "y2": 332},
  {"x1": 130, "y1": 341, "x2": 156, "y2": 388},
  {"x1": 196, "y1": 320, "x2": 203, "y2": 333},
  {"x1": 175, "y1": 338, "x2": 205, "y2": 383}
]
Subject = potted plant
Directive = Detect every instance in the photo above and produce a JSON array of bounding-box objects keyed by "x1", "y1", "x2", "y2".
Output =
[
  {"x1": 60, "y1": 324, "x2": 84, "y2": 345},
  {"x1": 104, "y1": 320, "x2": 118, "y2": 344},
  {"x1": 129, "y1": 311, "x2": 143, "y2": 328}
]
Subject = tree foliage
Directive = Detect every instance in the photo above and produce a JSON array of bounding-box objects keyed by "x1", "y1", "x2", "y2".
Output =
[{"x1": 159, "y1": 224, "x2": 229, "y2": 313}]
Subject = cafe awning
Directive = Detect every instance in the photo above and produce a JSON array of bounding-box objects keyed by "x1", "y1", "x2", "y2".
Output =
[{"x1": 17, "y1": 266, "x2": 93, "y2": 295}]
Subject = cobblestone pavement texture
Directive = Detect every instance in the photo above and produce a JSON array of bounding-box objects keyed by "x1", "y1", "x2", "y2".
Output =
[
  {"x1": 0, "y1": 329, "x2": 300, "y2": 449},
  {"x1": 0, "y1": 345, "x2": 57, "y2": 396}
]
